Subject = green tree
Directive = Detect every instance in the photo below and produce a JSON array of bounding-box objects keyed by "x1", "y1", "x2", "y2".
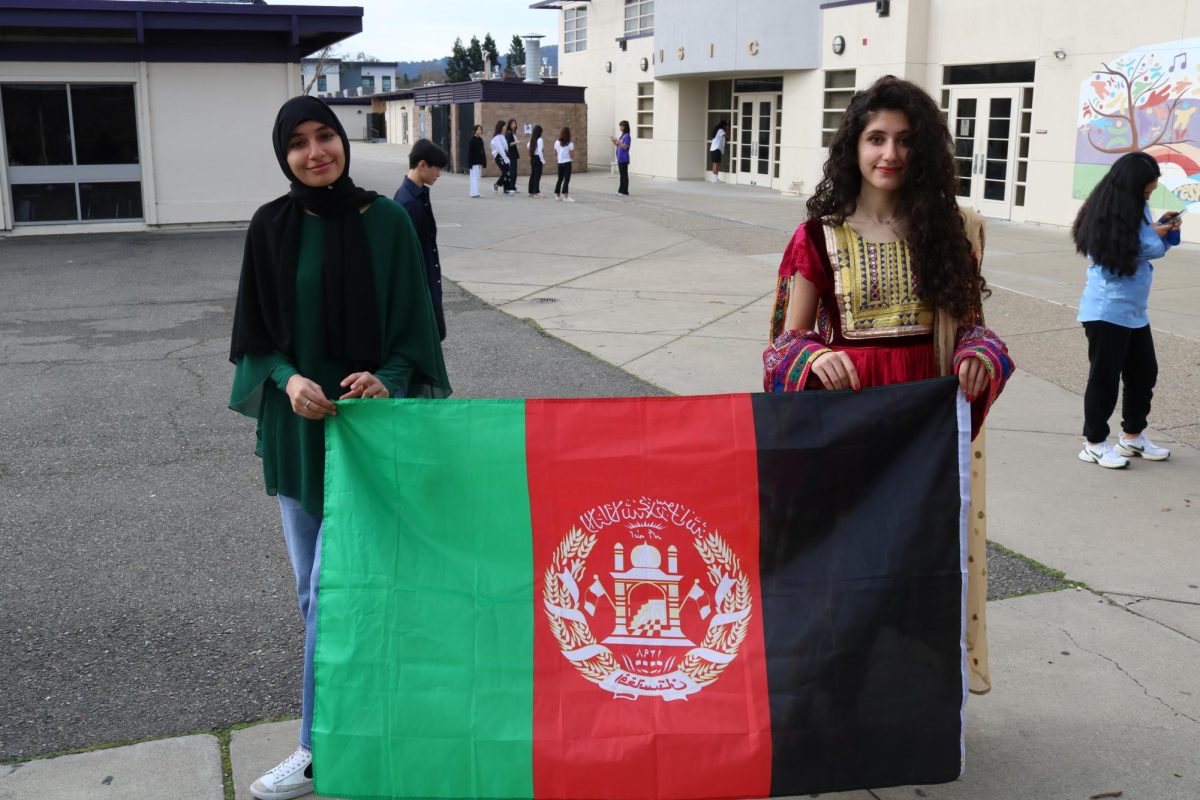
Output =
[
  {"x1": 446, "y1": 37, "x2": 472, "y2": 83},
  {"x1": 467, "y1": 36, "x2": 484, "y2": 73},
  {"x1": 506, "y1": 35, "x2": 526, "y2": 72},
  {"x1": 481, "y1": 33, "x2": 502, "y2": 75}
]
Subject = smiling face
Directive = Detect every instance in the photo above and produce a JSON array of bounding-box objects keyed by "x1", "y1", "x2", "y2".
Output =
[
  {"x1": 285, "y1": 119, "x2": 345, "y2": 188},
  {"x1": 857, "y1": 109, "x2": 911, "y2": 194}
]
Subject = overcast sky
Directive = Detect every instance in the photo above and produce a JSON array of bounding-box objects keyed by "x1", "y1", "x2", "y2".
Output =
[{"x1": 276, "y1": 0, "x2": 558, "y2": 62}]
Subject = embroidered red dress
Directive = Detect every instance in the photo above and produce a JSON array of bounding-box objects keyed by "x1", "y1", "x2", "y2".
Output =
[{"x1": 764, "y1": 218, "x2": 1012, "y2": 439}]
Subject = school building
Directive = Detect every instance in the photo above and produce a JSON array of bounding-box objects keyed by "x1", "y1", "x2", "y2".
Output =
[
  {"x1": 0, "y1": 0, "x2": 360, "y2": 234},
  {"x1": 534, "y1": 0, "x2": 1200, "y2": 239}
]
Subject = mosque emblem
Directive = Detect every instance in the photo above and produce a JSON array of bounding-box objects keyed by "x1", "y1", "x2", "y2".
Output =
[{"x1": 542, "y1": 498, "x2": 752, "y2": 701}]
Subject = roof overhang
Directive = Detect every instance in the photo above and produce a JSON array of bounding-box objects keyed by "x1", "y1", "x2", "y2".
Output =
[
  {"x1": 0, "y1": 0, "x2": 362, "y2": 63},
  {"x1": 529, "y1": 0, "x2": 589, "y2": 9}
]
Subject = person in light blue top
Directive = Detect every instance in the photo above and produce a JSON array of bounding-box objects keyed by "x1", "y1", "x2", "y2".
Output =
[{"x1": 1072, "y1": 151, "x2": 1181, "y2": 469}]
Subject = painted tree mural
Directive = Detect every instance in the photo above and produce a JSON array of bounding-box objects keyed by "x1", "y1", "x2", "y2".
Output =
[
  {"x1": 1075, "y1": 38, "x2": 1200, "y2": 205},
  {"x1": 1082, "y1": 51, "x2": 1197, "y2": 153}
]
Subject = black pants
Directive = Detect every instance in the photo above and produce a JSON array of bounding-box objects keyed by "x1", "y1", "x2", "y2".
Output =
[
  {"x1": 507, "y1": 156, "x2": 519, "y2": 191},
  {"x1": 1082, "y1": 320, "x2": 1157, "y2": 443},
  {"x1": 493, "y1": 157, "x2": 508, "y2": 191},
  {"x1": 555, "y1": 162, "x2": 572, "y2": 196},
  {"x1": 617, "y1": 162, "x2": 629, "y2": 195},
  {"x1": 529, "y1": 155, "x2": 543, "y2": 195}
]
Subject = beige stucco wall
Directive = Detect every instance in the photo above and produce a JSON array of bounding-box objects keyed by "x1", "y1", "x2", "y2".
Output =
[
  {"x1": 145, "y1": 62, "x2": 295, "y2": 226},
  {"x1": 0, "y1": 60, "x2": 296, "y2": 230},
  {"x1": 327, "y1": 102, "x2": 370, "y2": 141}
]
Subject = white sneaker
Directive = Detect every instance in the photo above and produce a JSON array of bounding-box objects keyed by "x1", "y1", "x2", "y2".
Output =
[
  {"x1": 563, "y1": 197, "x2": 575, "y2": 202},
  {"x1": 250, "y1": 747, "x2": 313, "y2": 800},
  {"x1": 1078, "y1": 441, "x2": 1130, "y2": 469},
  {"x1": 1117, "y1": 434, "x2": 1170, "y2": 461}
]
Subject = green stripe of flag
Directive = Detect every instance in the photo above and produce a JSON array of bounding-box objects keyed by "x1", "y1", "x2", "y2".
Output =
[{"x1": 315, "y1": 399, "x2": 534, "y2": 799}]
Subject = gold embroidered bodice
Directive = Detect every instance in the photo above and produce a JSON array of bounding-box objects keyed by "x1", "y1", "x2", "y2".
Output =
[{"x1": 823, "y1": 222, "x2": 933, "y2": 339}]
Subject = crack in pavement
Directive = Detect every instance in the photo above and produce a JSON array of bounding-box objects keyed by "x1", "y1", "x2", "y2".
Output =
[{"x1": 1012, "y1": 597, "x2": 1200, "y2": 725}]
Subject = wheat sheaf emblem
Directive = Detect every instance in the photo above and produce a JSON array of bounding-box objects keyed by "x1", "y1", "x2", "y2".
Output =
[{"x1": 542, "y1": 524, "x2": 751, "y2": 697}]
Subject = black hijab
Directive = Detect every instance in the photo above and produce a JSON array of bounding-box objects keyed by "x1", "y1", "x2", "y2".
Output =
[{"x1": 230, "y1": 96, "x2": 381, "y2": 368}]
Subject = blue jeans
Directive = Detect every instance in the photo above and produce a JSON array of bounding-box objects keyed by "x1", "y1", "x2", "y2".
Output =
[{"x1": 278, "y1": 495, "x2": 323, "y2": 750}]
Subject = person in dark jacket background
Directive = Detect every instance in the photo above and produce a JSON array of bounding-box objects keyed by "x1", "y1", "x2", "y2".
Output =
[
  {"x1": 467, "y1": 124, "x2": 486, "y2": 198},
  {"x1": 393, "y1": 139, "x2": 448, "y2": 340},
  {"x1": 505, "y1": 118, "x2": 521, "y2": 193}
]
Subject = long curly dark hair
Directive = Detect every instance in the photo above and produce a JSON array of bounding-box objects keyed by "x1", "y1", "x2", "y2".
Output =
[
  {"x1": 807, "y1": 75, "x2": 984, "y2": 320},
  {"x1": 1072, "y1": 151, "x2": 1160, "y2": 277}
]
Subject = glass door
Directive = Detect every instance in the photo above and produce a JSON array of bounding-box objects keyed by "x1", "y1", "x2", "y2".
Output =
[
  {"x1": 950, "y1": 87, "x2": 1020, "y2": 219},
  {"x1": 733, "y1": 92, "x2": 775, "y2": 187}
]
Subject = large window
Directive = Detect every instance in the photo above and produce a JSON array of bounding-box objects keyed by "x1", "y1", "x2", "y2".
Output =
[
  {"x1": 636, "y1": 82, "x2": 654, "y2": 140},
  {"x1": 2, "y1": 83, "x2": 142, "y2": 223},
  {"x1": 822, "y1": 70, "x2": 856, "y2": 147},
  {"x1": 564, "y1": 6, "x2": 587, "y2": 53},
  {"x1": 624, "y1": 0, "x2": 653, "y2": 36},
  {"x1": 317, "y1": 74, "x2": 327, "y2": 92},
  {"x1": 382, "y1": 75, "x2": 391, "y2": 92},
  {"x1": 361, "y1": 75, "x2": 375, "y2": 92}
]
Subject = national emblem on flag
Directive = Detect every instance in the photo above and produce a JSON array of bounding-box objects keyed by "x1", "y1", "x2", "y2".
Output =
[{"x1": 543, "y1": 500, "x2": 750, "y2": 701}]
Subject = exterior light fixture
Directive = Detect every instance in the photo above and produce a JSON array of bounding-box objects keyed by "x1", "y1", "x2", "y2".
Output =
[
  {"x1": 832, "y1": 35, "x2": 845, "y2": 55},
  {"x1": 639, "y1": 56, "x2": 649, "y2": 71},
  {"x1": 1053, "y1": 48, "x2": 1067, "y2": 60}
]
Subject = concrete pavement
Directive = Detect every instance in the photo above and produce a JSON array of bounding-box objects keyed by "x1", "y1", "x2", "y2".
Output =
[{"x1": 2, "y1": 144, "x2": 1198, "y2": 800}]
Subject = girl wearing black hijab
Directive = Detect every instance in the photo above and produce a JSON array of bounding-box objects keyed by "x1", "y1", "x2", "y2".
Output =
[{"x1": 229, "y1": 96, "x2": 449, "y2": 800}]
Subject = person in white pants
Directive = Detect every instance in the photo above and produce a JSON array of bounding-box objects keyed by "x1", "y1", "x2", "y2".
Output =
[{"x1": 467, "y1": 124, "x2": 486, "y2": 197}]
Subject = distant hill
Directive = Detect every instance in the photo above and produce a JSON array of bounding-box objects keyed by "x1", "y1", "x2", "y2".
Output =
[{"x1": 395, "y1": 45, "x2": 558, "y2": 82}]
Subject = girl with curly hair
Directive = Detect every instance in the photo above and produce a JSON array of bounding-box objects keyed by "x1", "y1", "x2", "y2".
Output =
[
  {"x1": 762, "y1": 75, "x2": 1013, "y2": 694},
  {"x1": 1074, "y1": 151, "x2": 1180, "y2": 468}
]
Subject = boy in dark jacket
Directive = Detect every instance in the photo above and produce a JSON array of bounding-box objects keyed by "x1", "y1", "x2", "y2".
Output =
[{"x1": 393, "y1": 139, "x2": 448, "y2": 340}]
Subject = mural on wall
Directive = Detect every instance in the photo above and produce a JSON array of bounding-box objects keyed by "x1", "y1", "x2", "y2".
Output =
[{"x1": 1075, "y1": 38, "x2": 1200, "y2": 209}]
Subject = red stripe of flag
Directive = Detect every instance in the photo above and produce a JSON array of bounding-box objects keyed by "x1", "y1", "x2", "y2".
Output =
[{"x1": 527, "y1": 395, "x2": 773, "y2": 800}]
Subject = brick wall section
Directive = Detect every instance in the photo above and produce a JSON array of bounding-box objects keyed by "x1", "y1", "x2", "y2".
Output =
[{"x1": 477, "y1": 101, "x2": 589, "y2": 178}]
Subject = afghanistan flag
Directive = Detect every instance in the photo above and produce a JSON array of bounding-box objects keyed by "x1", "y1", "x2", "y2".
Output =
[{"x1": 313, "y1": 377, "x2": 971, "y2": 800}]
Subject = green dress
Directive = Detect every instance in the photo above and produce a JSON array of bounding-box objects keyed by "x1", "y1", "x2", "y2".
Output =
[{"x1": 229, "y1": 197, "x2": 450, "y2": 517}]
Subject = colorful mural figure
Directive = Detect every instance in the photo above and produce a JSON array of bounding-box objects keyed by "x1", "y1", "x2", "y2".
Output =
[{"x1": 1075, "y1": 38, "x2": 1200, "y2": 209}]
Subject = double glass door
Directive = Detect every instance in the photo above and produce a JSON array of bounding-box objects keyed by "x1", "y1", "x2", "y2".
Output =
[
  {"x1": 950, "y1": 88, "x2": 1019, "y2": 219},
  {"x1": 734, "y1": 92, "x2": 775, "y2": 187}
]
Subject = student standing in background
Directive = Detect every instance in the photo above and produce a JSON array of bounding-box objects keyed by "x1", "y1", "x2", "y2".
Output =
[
  {"x1": 394, "y1": 139, "x2": 449, "y2": 341},
  {"x1": 1073, "y1": 151, "x2": 1180, "y2": 468},
  {"x1": 611, "y1": 120, "x2": 631, "y2": 196},
  {"x1": 528, "y1": 124, "x2": 545, "y2": 198},
  {"x1": 709, "y1": 120, "x2": 728, "y2": 183},
  {"x1": 505, "y1": 118, "x2": 521, "y2": 193},
  {"x1": 491, "y1": 120, "x2": 513, "y2": 195},
  {"x1": 554, "y1": 126, "x2": 575, "y2": 202},
  {"x1": 467, "y1": 124, "x2": 486, "y2": 198}
]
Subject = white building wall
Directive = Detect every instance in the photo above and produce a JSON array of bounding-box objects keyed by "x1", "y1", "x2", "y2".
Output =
[
  {"x1": 556, "y1": 0, "x2": 656, "y2": 169},
  {"x1": 329, "y1": 103, "x2": 371, "y2": 141},
  {"x1": 0, "y1": 60, "x2": 297, "y2": 230},
  {"x1": 145, "y1": 62, "x2": 295, "y2": 225}
]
